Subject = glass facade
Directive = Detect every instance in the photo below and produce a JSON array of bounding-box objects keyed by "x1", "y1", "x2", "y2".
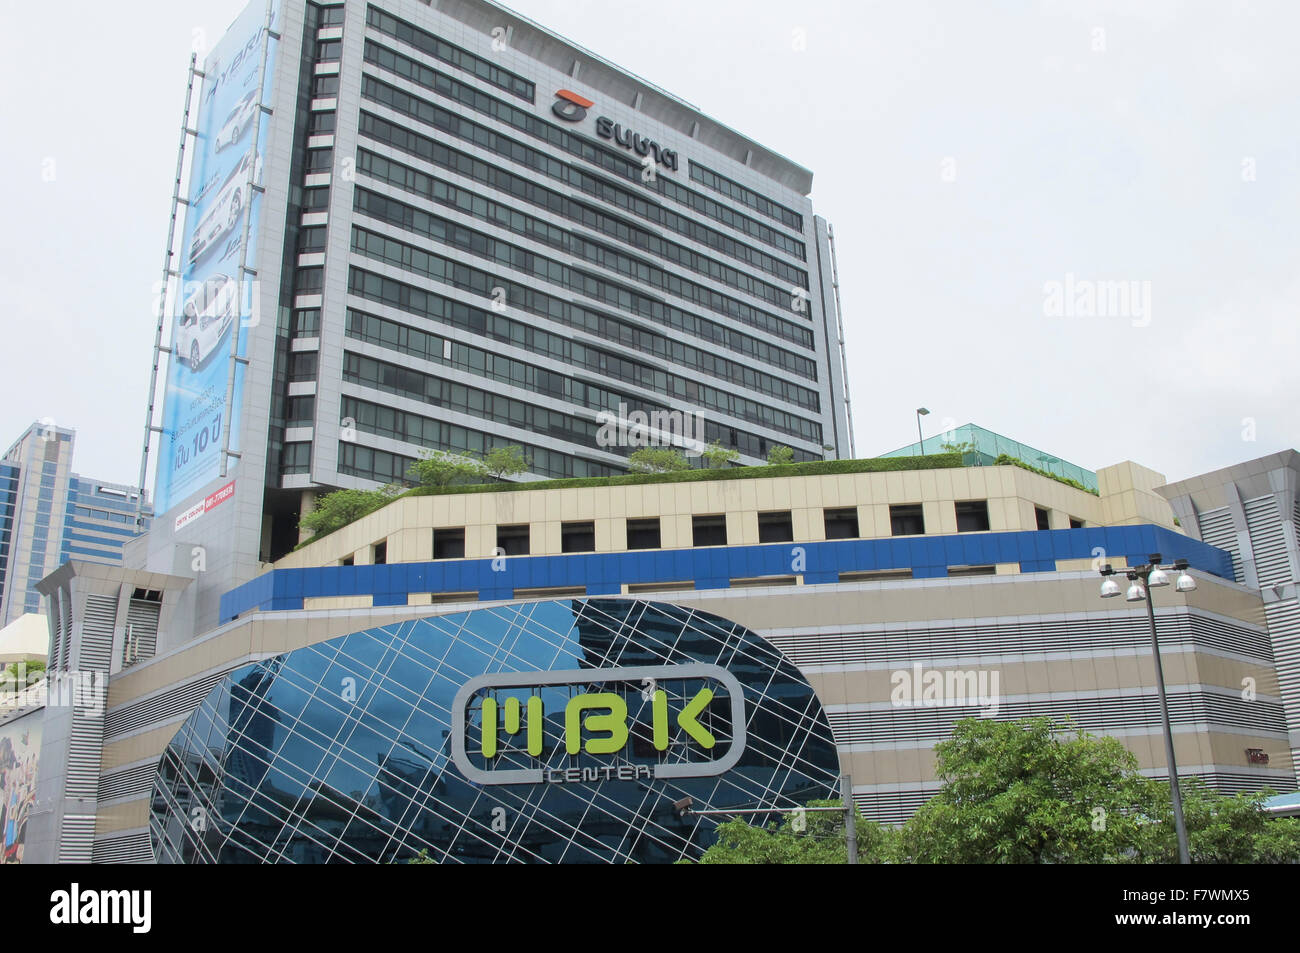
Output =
[
  {"x1": 882, "y1": 423, "x2": 1098, "y2": 491},
  {"x1": 149, "y1": 599, "x2": 841, "y2": 863}
]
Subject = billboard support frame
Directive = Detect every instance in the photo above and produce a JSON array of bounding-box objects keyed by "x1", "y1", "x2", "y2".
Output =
[{"x1": 136, "y1": 53, "x2": 203, "y2": 529}]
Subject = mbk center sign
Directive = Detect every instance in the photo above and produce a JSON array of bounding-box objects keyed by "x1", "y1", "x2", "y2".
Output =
[{"x1": 451, "y1": 664, "x2": 746, "y2": 785}]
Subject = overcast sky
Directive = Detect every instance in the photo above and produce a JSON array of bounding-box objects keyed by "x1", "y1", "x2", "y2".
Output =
[{"x1": 0, "y1": 0, "x2": 1295, "y2": 492}]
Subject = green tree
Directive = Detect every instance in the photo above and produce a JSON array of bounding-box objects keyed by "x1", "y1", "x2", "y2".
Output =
[
  {"x1": 766, "y1": 445, "x2": 795, "y2": 466},
  {"x1": 702, "y1": 440, "x2": 740, "y2": 469},
  {"x1": 627, "y1": 447, "x2": 690, "y2": 473},
  {"x1": 408, "y1": 449, "x2": 489, "y2": 488},
  {"x1": 692, "y1": 800, "x2": 897, "y2": 864},
  {"x1": 896, "y1": 717, "x2": 1300, "y2": 864},
  {"x1": 299, "y1": 487, "x2": 398, "y2": 539},
  {"x1": 483, "y1": 444, "x2": 529, "y2": 481},
  {"x1": 896, "y1": 717, "x2": 1152, "y2": 863}
]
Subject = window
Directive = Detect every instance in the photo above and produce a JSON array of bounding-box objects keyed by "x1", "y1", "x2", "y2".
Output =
[
  {"x1": 313, "y1": 74, "x2": 339, "y2": 97},
  {"x1": 292, "y1": 308, "x2": 321, "y2": 337},
  {"x1": 297, "y1": 226, "x2": 327, "y2": 253},
  {"x1": 955, "y1": 500, "x2": 990, "y2": 533},
  {"x1": 890, "y1": 504, "x2": 925, "y2": 537},
  {"x1": 758, "y1": 510, "x2": 793, "y2": 543},
  {"x1": 289, "y1": 352, "x2": 318, "y2": 382},
  {"x1": 316, "y1": 40, "x2": 342, "y2": 61},
  {"x1": 692, "y1": 515, "x2": 727, "y2": 547},
  {"x1": 496, "y1": 524, "x2": 529, "y2": 556},
  {"x1": 340, "y1": 555, "x2": 354, "y2": 566},
  {"x1": 306, "y1": 148, "x2": 333, "y2": 173},
  {"x1": 561, "y1": 521, "x2": 594, "y2": 553},
  {"x1": 823, "y1": 507, "x2": 859, "y2": 540},
  {"x1": 626, "y1": 518, "x2": 661, "y2": 550},
  {"x1": 301, "y1": 186, "x2": 330, "y2": 210},
  {"x1": 1035, "y1": 507, "x2": 1051, "y2": 531},
  {"x1": 372, "y1": 540, "x2": 387, "y2": 565},
  {"x1": 949, "y1": 565, "x2": 996, "y2": 577},
  {"x1": 433, "y1": 528, "x2": 465, "y2": 559},
  {"x1": 318, "y1": 5, "x2": 345, "y2": 27},
  {"x1": 1069, "y1": 517, "x2": 1084, "y2": 529},
  {"x1": 309, "y1": 111, "x2": 336, "y2": 134},
  {"x1": 294, "y1": 267, "x2": 324, "y2": 293}
]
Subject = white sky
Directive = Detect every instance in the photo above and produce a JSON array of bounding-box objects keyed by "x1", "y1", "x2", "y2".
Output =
[{"x1": 0, "y1": 0, "x2": 1295, "y2": 490}]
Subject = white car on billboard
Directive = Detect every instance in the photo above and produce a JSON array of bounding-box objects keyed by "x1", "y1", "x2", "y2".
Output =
[
  {"x1": 176, "y1": 274, "x2": 237, "y2": 372},
  {"x1": 188, "y1": 151, "x2": 261, "y2": 265},
  {"x1": 213, "y1": 91, "x2": 260, "y2": 153}
]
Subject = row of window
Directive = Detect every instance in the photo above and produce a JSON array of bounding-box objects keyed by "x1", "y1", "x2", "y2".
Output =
[
  {"x1": 358, "y1": 75, "x2": 808, "y2": 260},
  {"x1": 355, "y1": 134, "x2": 807, "y2": 313},
  {"x1": 405, "y1": 500, "x2": 1089, "y2": 561},
  {"x1": 366, "y1": 5, "x2": 535, "y2": 102},
  {"x1": 338, "y1": 438, "x2": 618, "y2": 484},
  {"x1": 345, "y1": 309, "x2": 815, "y2": 453},
  {"x1": 345, "y1": 266, "x2": 824, "y2": 444},
  {"x1": 351, "y1": 163, "x2": 809, "y2": 344},
  {"x1": 689, "y1": 162, "x2": 804, "y2": 232},
  {"x1": 355, "y1": 137, "x2": 808, "y2": 291},
  {"x1": 353, "y1": 138, "x2": 816, "y2": 376}
]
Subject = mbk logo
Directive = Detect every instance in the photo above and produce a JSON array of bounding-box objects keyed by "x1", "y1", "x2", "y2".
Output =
[
  {"x1": 551, "y1": 88, "x2": 592, "y2": 123},
  {"x1": 451, "y1": 664, "x2": 746, "y2": 785}
]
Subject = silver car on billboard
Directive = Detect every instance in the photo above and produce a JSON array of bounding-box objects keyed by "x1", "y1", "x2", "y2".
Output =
[
  {"x1": 188, "y1": 150, "x2": 261, "y2": 265},
  {"x1": 176, "y1": 274, "x2": 238, "y2": 372},
  {"x1": 213, "y1": 90, "x2": 260, "y2": 153}
]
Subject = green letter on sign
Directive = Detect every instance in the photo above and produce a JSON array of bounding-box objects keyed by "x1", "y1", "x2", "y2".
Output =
[{"x1": 565, "y1": 692, "x2": 628, "y2": 755}]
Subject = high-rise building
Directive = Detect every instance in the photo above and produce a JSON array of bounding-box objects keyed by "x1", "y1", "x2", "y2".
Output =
[
  {"x1": 0, "y1": 422, "x2": 150, "y2": 626},
  {"x1": 137, "y1": 0, "x2": 853, "y2": 634}
]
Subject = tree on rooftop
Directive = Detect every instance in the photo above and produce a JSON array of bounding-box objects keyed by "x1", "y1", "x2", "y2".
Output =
[
  {"x1": 482, "y1": 444, "x2": 529, "y2": 481},
  {"x1": 299, "y1": 487, "x2": 399, "y2": 540},
  {"x1": 408, "y1": 449, "x2": 490, "y2": 488},
  {"x1": 702, "y1": 440, "x2": 740, "y2": 469},
  {"x1": 766, "y1": 445, "x2": 795, "y2": 466},
  {"x1": 627, "y1": 447, "x2": 690, "y2": 473}
]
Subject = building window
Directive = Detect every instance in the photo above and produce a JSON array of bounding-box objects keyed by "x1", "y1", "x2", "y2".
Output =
[
  {"x1": 1069, "y1": 517, "x2": 1084, "y2": 529},
  {"x1": 949, "y1": 565, "x2": 996, "y2": 577},
  {"x1": 823, "y1": 507, "x2": 859, "y2": 540},
  {"x1": 316, "y1": 40, "x2": 342, "y2": 62},
  {"x1": 288, "y1": 351, "x2": 318, "y2": 382},
  {"x1": 306, "y1": 148, "x2": 334, "y2": 173},
  {"x1": 313, "y1": 74, "x2": 339, "y2": 97},
  {"x1": 340, "y1": 555, "x2": 353, "y2": 566},
  {"x1": 318, "y1": 5, "x2": 345, "y2": 27},
  {"x1": 372, "y1": 540, "x2": 387, "y2": 565},
  {"x1": 626, "y1": 518, "x2": 661, "y2": 550},
  {"x1": 889, "y1": 504, "x2": 925, "y2": 536},
  {"x1": 955, "y1": 500, "x2": 991, "y2": 533},
  {"x1": 294, "y1": 267, "x2": 324, "y2": 293},
  {"x1": 561, "y1": 521, "x2": 595, "y2": 553},
  {"x1": 292, "y1": 309, "x2": 321, "y2": 337},
  {"x1": 1035, "y1": 507, "x2": 1051, "y2": 531},
  {"x1": 692, "y1": 515, "x2": 727, "y2": 547},
  {"x1": 758, "y1": 510, "x2": 793, "y2": 543},
  {"x1": 496, "y1": 524, "x2": 530, "y2": 557},
  {"x1": 433, "y1": 528, "x2": 464, "y2": 559},
  {"x1": 301, "y1": 186, "x2": 330, "y2": 210},
  {"x1": 298, "y1": 226, "x2": 327, "y2": 254},
  {"x1": 309, "y1": 111, "x2": 337, "y2": 135}
]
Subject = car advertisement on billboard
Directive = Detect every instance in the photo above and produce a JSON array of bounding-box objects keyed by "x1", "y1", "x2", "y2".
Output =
[{"x1": 154, "y1": 1, "x2": 279, "y2": 517}]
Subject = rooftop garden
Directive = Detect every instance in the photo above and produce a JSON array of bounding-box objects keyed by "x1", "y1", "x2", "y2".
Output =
[{"x1": 294, "y1": 442, "x2": 1098, "y2": 549}]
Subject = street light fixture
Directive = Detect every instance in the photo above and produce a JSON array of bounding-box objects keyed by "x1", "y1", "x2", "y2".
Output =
[
  {"x1": 1099, "y1": 553, "x2": 1194, "y2": 864},
  {"x1": 915, "y1": 408, "x2": 930, "y2": 456}
]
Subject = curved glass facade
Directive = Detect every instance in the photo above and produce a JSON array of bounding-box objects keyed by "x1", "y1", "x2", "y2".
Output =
[{"x1": 149, "y1": 599, "x2": 840, "y2": 863}]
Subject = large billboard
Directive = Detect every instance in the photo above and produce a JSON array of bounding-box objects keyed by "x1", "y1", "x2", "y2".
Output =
[
  {"x1": 0, "y1": 711, "x2": 42, "y2": 864},
  {"x1": 154, "y1": 1, "x2": 279, "y2": 516}
]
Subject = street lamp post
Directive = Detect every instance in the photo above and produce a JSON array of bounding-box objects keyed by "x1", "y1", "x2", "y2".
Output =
[
  {"x1": 1099, "y1": 553, "x2": 1197, "y2": 864},
  {"x1": 915, "y1": 407, "x2": 929, "y2": 456}
]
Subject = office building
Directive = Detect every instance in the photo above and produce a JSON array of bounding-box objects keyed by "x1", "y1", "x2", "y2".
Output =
[
  {"x1": 139, "y1": 0, "x2": 853, "y2": 637},
  {"x1": 0, "y1": 422, "x2": 150, "y2": 627}
]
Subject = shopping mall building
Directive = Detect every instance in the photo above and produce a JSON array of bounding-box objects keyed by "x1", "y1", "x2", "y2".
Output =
[{"x1": 4, "y1": 444, "x2": 1295, "y2": 863}]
